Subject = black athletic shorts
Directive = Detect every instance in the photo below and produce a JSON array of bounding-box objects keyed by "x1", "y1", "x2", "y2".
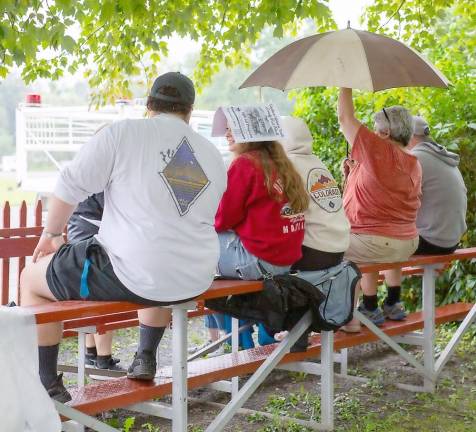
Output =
[
  {"x1": 414, "y1": 236, "x2": 458, "y2": 255},
  {"x1": 46, "y1": 237, "x2": 196, "y2": 306}
]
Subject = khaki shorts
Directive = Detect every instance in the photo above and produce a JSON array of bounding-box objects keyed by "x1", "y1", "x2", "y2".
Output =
[{"x1": 344, "y1": 234, "x2": 419, "y2": 264}]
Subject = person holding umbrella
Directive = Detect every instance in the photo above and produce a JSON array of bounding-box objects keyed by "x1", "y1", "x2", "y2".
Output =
[{"x1": 338, "y1": 88, "x2": 422, "y2": 330}]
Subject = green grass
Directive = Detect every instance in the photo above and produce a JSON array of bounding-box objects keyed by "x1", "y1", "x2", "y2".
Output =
[
  {"x1": 247, "y1": 325, "x2": 476, "y2": 432},
  {"x1": 0, "y1": 175, "x2": 36, "y2": 207}
]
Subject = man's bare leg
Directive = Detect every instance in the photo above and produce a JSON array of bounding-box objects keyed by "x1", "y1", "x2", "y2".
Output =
[
  {"x1": 360, "y1": 272, "x2": 379, "y2": 297},
  {"x1": 138, "y1": 307, "x2": 171, "y2": 327},
  {"x1": 20, "y1": 254, "x2": 71, "y2": 401},
  {"x1": 383, "y1": 268, "x2": 402, "y2": 287},
  {"x1": 20, "y1": 254, "x2": 61, "y2": 344},
  {"x1": 93, "y1": 332, "x2": 114, "y2": 356}
]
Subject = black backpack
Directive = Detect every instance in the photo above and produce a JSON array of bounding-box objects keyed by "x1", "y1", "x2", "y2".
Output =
[{"x1": 205, "y1": 260, "x2": 361, "y2": 333}]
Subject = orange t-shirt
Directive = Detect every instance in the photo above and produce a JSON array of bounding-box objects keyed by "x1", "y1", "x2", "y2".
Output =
[{"x1": 343, "y1": 125, "x2": 422, "y2": 239}]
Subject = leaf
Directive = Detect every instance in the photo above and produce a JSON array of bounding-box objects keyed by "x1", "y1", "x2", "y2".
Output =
[
  {"x1": 122, "y1": 416, "x2": 135, "y2": 432},
  {"x1": 61, "y1": 35, "x2": 76, "y2": 53},
  {"x1": 100, "y1": 1, "x2": 115, "y2": 21}
]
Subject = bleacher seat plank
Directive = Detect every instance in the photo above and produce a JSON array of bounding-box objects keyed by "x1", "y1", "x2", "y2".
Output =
[
  {"x1": 31, "y1": 301, "x2": 146, "y2": 324},
  {"x1": 29, "y1": 280, "x2": 262, "y2": 325},
  {"x1": 68, "y1": 302, "x2": 472, "y2": 416},
  {"x1": 360, "y1": 248, "x2": 476, "y2": 273},
  {"x1": 63, "y1": 311, "x2": 139, "y2": 330}
]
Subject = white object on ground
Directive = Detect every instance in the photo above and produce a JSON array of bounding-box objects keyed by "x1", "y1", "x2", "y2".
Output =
[{"x1": 0, "y1": 306, "x2": 61, "y2": 432}]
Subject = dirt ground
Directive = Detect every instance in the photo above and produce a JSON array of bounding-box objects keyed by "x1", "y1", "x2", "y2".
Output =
[{"x1": 60, "y1": 319, "x2": 476, "y2": 432}]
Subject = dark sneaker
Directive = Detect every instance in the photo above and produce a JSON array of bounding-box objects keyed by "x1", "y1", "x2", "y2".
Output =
[
  {"x1": 46, "y1": 373, "x2": 72, "y2": 403},
  {"x1": 95, "y1": 356, "x2": 125, "y2": 371},
  {"x1": 127, "y1": 351, "x2": 157, "y2": 380},
  {"x1": 383, "y1": 301, "x2": 407, "y2": 321},
  {"x1": 85, "y1": 353, "x2": 96, "y2": 366},
  {"x1": 357, "y1": 303, "x2": 385, "y2": 326}
]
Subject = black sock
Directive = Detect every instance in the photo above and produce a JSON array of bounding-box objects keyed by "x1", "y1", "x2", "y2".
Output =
[
  {"x1": 96, "y1": 354, "x2": 112, "y2": 368},
  {"x1": 39, "y1": 344, "x2": 59, "y2": 389},
  {"x1": 86, "y1": 346, "x2": 97, "y2": 357},
  {"x1": 363, "y1": 295, "x2": 378, "y2": 311},
  {"x1": 138, "y1": 324, "x2": 166, "y2": 355},
  {"x1": 386, "y1": 286, "x2": 401, "y2": 306}
]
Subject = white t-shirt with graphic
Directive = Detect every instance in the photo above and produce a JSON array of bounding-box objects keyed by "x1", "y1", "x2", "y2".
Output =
[{"x1": 54, "y1": 114, "x2": 227, "y2": 301}]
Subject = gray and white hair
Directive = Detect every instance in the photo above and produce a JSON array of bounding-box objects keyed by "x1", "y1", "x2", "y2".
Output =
[{"x1": 373, "y1": 105, "x2": 415, "y2": 146}]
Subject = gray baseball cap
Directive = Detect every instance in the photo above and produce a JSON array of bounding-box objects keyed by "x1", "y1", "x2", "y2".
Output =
[
  {"x1": 150, "y1": 72, "x2": 195, "y2": 105},
  {"x1": 413, "y1": 116, "x2": 430, "y2": 136}
]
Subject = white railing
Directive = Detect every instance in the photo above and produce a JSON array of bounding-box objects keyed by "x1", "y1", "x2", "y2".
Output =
[{"x1": 16, "y1": 105, "x2": 228, "y2": 193}]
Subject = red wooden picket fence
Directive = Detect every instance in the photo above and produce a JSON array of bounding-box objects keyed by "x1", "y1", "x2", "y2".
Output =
[{"x1": 1, "y1": 200, "x2": 43, "y2": 305}]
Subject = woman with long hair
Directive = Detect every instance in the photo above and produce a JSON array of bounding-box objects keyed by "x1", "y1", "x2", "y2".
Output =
[{"x1": 207, "y1": 106, "x2": 309, "y2": 349}]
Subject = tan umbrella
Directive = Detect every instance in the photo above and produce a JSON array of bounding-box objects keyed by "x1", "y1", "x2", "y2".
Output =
[{"x1": 240, "y1": 27, "x2": 449, "y2": 91}]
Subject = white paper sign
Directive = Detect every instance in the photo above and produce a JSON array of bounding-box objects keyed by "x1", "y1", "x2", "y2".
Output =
[{"x1": 212, "y1": 103, "x2": 285, "y2": 144}]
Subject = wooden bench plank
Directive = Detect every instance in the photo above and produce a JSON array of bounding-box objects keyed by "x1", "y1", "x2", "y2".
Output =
[
  {"x1": 360, "y1": 248, "x2": 476, "y2": 273},
  {"x1": 68, "y1": 302, "x2": 472, "y2": 416},
  {"x1": 31, "y1": 301, "x2": 147, "y2": 324},
  {"x1": 62, "y1": 311, "x2": 139, "y2": 330},
  {"x1": 28, "y1": 280, "x2": 263, "y2": 324},
  {"x1": 22, "y1": 248, "x2": 476, "y2": 326}
]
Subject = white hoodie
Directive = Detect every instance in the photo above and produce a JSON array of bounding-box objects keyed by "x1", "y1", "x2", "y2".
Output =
[{"x1": 280, "y1": 117, "x2": 350, "y2": 253}]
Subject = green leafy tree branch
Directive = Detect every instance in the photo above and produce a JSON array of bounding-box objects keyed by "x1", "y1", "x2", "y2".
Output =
[{"x1": 0, "y1": 0, "x2": 334, "y2": 104}]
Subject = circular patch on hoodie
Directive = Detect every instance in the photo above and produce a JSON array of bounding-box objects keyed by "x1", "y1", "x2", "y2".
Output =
[{"x1": 307, "y1": 168, "x2": 343, "y2": 213}]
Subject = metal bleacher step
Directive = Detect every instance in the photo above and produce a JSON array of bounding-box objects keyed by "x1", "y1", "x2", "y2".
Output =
[{"x1": 67, "y1": 302, "x2": 473, "y2": 416}]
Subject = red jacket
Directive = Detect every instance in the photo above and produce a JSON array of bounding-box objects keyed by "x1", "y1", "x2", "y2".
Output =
[{"x1": 215, "y1": 152, "x2": 304, "y2": 266}]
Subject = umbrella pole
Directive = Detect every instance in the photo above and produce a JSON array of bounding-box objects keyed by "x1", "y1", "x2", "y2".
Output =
[{"x1": 259, "y1": 86, "x2": 263, "y2": 103}]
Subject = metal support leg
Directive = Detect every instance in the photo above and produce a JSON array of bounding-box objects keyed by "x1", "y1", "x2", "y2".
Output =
[
  {"x1": 435, "y1": 303, "x2": 476, "y2": 375},
  {"x1": 339, "y1": 348, "x2": 348, "y2": 375},
  {"x1": 205, "y1": 311, "x2": 316, "y2": 431},
  {"x1": 77, "y1": 331, "x2": 86, "y2": 387},
  {"x1": 126, "y1": 401, "x2": 173, "y2": 419},
  {"x1": 57, "y1": 402, "x2": 119, "y2": 432},
  {"x1": 231, "y1": 317, "x2": 239, "y2": 396},
  {"x1": 422, "y1": 265, "x2": 437, "y2": 392},
  {"x1": 354, "y1": 310, "x2": 434, "y2": 381},
  {"x1": 172, "y1": 305, "x2": 188, "y2": 432},
  {"x1": 187, "y1": 323, "x2": 252, "y2": 362},
  {"x1": 320, "y1": 331, "x2": 334, "y2": 430}
]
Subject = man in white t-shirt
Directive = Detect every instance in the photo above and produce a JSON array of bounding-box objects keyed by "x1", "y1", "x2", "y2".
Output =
[{"x1": 20, "y1": 72, "x2": 227, "y2": 402}]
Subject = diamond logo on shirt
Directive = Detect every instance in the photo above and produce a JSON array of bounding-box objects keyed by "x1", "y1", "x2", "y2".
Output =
[
  {"x1": 159, "y1": 137, "x2": 210, "y2": 216},
  {"x1": 307, "y1": 167, "x2": 342, "y2": 213}
]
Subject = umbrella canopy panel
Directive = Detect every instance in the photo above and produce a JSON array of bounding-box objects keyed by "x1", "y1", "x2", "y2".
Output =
[{"x1": 240, "y1": 28, "x2": 449, "y2": 92}]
